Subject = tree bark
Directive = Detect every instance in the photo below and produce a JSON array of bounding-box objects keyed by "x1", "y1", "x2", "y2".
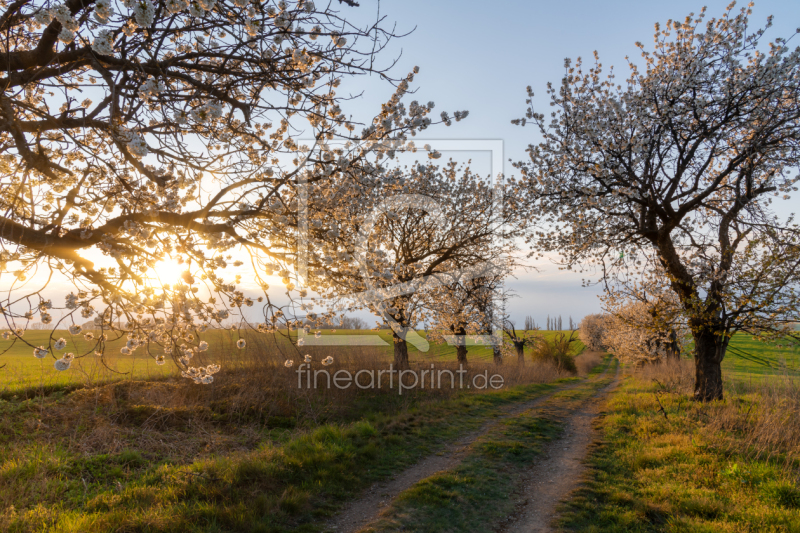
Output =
[
  {"x1": 392, "y1": 331, "x2": 409, "y2": 369},
  {"x1": 693, "y1": 330, "x2": 726, "y2": 401},
  {"x1": 493, "y1": 345, "x2": 503, "y2": 365},
  {"x1": 456, "y1": 344, "x2": 468, "y2": 365},
  {"x1": 665, "y1": 329, "x2": 681, "y2": 362},
  {"x1": 515, "y1": 341, "x2": 525, "y2": 365},
  {"x1": 454, "y1": 326, "x2": 468, "y2": 365}
]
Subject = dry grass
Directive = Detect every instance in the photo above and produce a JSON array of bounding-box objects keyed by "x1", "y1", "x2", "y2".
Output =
[
  {"x1": 709, "y1": 374, "x2": 800, "y2": 469},
  {"x1": 636, "y1": 357, "x2": 695, "y2": 394},
  {"x1": 1, "y1": 337, "x2": 569, "y2": 463},
  {"x1": 574, "y1": 350, "x2": 604, "y2": 376},
  {"x1": 636, "y1": 358, "x2": 800, "y2": 470}
]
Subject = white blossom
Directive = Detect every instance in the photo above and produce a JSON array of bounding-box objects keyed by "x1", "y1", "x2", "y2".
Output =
[
  {"x1": 58, "y1": 27, "x2": 75, "y2": 43},
  {"x1": 132, "y1": 0, "x2": 155, "y2": 27},
  {"x1": 51, "y1": 5, "x2": 78, "y2": 31},
  {"x1": 190, "y1": 101, "x2": 224, "y2": 123},
  {"x1": 92, "y1": 30, "x2": 114, "y2": 56},
  {"x1": 165, "y1": 0, "x2": 189, "y2": 13},
  {"x1": 34, "y1": 9, "x2": 53, "y2": 26},
  {"x1": 138, "y1": 79, "x2": 165, "y2": 100},
  {"x1": 94, "y1": 0, "x2": 114, "y2": 23}
]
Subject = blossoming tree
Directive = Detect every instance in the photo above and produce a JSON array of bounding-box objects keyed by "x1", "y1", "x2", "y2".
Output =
[
  {"x1": 0, "y1": 0, "x2": 443, "y2": 380},
  {"x1": 304, "y1": 160, "x2": 524, "y2": 368},
  {"x1": 515, "y1": 4, "x2": 800, "y2": 400},
  {"x1": 425, "y1": 262, "x2": 508, "y2": 365}
]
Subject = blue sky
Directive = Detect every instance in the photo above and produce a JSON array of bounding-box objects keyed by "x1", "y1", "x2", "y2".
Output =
[{"x1": 334, "y1": 0, "x2": 800, "y2": 326}]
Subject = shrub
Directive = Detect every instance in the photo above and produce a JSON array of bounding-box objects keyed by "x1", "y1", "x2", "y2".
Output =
[{"x1": 530, "y1": 332, "x2": 578, "y2": 374}]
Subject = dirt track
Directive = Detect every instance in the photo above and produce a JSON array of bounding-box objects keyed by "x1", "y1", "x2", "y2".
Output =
[
  {"x1": 326, "y1": 357, "x2": 615, "y2": 533},
  {"x1": 498, "y1": 365, "x2": 621, "y2": 532}
]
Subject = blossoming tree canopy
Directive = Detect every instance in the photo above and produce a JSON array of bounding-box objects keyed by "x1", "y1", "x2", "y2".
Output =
[
  {"x1": 303, "y1": 160, "x2": 524, "y2": 368},
  {"x1": 0, "y1": 0, "x2": 445, "y2": 380},
  {"x1": 514, "y1": 3, "x2": 800, "y2": 401}
]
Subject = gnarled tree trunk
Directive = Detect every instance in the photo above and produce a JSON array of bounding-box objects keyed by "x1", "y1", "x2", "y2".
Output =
[
  {"x1": 692, "y1": 329, "x2": 727, "y2": 401},
  {"x1": 514, "y1": 340, "x2": 525, "y2": 365},
  {"x1": 393, "y1": 331, "x2": 409, "y2": 369}
]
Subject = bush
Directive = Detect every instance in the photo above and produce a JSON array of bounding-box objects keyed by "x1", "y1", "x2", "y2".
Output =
[{"x1": 530, "y1": 332, "x2": 578, "y2": 374}]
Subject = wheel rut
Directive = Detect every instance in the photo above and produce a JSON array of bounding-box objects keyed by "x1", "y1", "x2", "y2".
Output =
[
  {"x1": 325, "y1": 357, "x2": 613, "y2": 533},
  {"x1": 496, "y1": 363, "x2": 621, "y2": 533}
]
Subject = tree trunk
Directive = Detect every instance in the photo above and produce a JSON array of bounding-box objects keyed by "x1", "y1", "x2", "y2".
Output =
[
  {"x1": 666, "y1": 329, "x2": 681, "y2": 362},
  {"x1": 515, "y1": 341, "x2": 525, "y2": 366},
  {"x1": 493, "y1": 346, "x2": 503, "y2": 365},
  {"x1": 456, "y1": 344, "x2": 468, "y2": 365},
  {"x1": 693, "y1": 330, "x2": 726, "y2": 401},
  {"x1": 393, "y1": 331, "x2": 409, "y2": 369},
  {"x1": 454, "y1": 326, "x2": 467, "y2": 365}
]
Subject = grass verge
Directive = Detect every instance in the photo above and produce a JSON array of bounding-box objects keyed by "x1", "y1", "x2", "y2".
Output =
[{"x1": 557, "y1": 366, "x2": 800, "y2": 533}]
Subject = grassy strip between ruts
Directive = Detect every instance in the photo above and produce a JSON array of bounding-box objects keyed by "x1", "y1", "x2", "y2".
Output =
[
  {"x1": 0, "y1": 371, "x2": 595, "y2": 532},
  {"x1": 556, "y1": 374, "x2": 800, "y2": 533},
  {"x1": 358, "y1": 357, "x2": 619, "y2": 533}
]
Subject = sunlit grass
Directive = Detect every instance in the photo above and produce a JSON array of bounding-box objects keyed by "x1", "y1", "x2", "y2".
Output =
[
  {"x1": 0, "y1": 329, "x2": 587, "y2": 394},
  {"x1": 557, "y1": 370, "x2": 800, "y2": 532}
]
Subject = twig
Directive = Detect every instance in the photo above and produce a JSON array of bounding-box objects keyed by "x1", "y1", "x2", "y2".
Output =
[{"x1": 654, "y1": 392, "x2": 669, "y2": 420}]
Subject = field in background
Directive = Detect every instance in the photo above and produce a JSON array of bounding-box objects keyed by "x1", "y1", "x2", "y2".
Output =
[
  {"x1": 0, "y1": 329, "x2": 586, "y2": 393},
  {"x1": 722, "y1": 334, "x2": 800, "y2": 382},
  {"x1": 3, "y1": 326, "x2": 797, "y2": 393}
]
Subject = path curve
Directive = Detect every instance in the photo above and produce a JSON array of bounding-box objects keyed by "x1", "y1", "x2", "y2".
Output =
[{"x1": 326, "y1": 356, "x2": 611, "y2": 533}]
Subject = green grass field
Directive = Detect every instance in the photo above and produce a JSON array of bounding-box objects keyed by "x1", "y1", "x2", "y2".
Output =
[
  {"x1": 722, "y1": 334, "x2": 800, "y2": 382},
  {"x1": 0, "y1": 329, "x2": 584, "y2": 393}
]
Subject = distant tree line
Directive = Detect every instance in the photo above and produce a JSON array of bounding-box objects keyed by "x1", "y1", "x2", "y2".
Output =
[{"x1": 523, "y1": 315, "x2": 575, "y2": 331}]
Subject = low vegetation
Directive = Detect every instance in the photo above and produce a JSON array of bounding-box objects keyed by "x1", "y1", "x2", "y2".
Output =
[
  {"x1": 557, "y1": 359, "x2": 800, "y2": 532},
  {"x1": 0, "y1": 335, "x2": 588, "y2": 532}
]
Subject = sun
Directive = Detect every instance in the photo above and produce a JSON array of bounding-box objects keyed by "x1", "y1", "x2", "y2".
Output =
[{"x1": 151, "y1": 258, "x2": 187, "y2": 286}]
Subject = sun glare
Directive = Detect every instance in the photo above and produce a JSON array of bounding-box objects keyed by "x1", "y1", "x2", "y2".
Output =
[{"x1": 152, "y1": 258, "x2": 186, "y2": 286}]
